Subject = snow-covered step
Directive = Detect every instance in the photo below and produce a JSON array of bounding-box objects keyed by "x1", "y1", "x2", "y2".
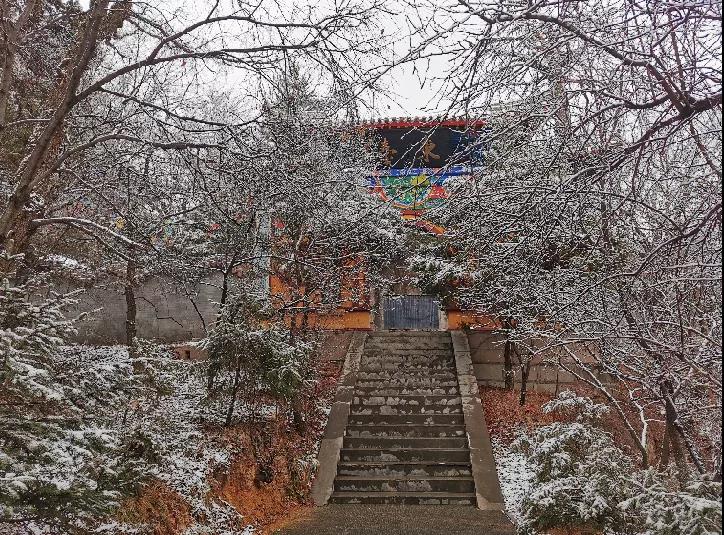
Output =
[
  {"x1": 356, "y1": 370, "x2": 458, "y2": 381},
  {"x1": 340, "y1": 447, "x2": 472, "y2": 463},
  {"x1": 345, "y1": 423, "x2": 466, "y2": 438},
  {"x1": 336, "y1": 461, "x2": 473, "y2": 478},
  {"x1": 349, "y1": 403, "x2": 463, "y2": 415},
  {"x1": 334, "y1": 475, "x2": 475, "y2": 493},
  {"x1": 343, "y1": 436, "x2": 468, "y2": 449},
  {"x1": 356, "y1": 379, "x2": 460, "y2": 389},
  {"x1": 346, "y1": 413, "x2": 465, "y2": 426},
  {"x1": 354, "y1": 386, "x2": 461, "y2": 396},
  {"x1": 352, "y1": 394, "x2": 462, "y2": 407}
]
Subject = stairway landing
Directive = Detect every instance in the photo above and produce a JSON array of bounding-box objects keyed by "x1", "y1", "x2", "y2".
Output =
[{"x1": 273, "y1": 504, "x2": 514, "y2": 535}]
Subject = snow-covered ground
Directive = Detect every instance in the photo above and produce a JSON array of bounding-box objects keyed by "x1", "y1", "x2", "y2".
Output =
[
  {"x1": 56, "y1": 345, "x2": 258, "y2": 534},
  {"x1": 492, "y1": 437, "x2": 534, "y2": 527}
]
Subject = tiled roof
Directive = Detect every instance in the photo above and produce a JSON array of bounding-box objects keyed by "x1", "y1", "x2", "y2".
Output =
[{"x1": 350, "y1": 116, "x2": 487, "y2": 128}]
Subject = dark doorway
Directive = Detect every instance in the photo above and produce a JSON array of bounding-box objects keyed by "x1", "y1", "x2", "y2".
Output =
[{"x1": 381, "y1": 295, "x2": 440, "y2": 330}]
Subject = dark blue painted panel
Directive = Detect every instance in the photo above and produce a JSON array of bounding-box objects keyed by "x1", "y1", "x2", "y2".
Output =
[{"x1": 382, "y1": 296, "x2": 440, "y2": 330}]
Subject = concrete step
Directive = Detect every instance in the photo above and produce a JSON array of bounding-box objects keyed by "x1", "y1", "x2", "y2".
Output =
[
  {"x1": 365, "y1": 333, "x2": 452, "y2": 349},
  {"x1": 358, "y1": 363, "x2": 455, "y2": 373},
  {"x1": 345, "y1": 424, "x2": 466, "y2": 438},
  {"x1": 360, "y1": 358, "x2": 455, "y2": 368},
  {"x1": 350, "y1": 403, "x2": 463, "y2": 415},
  {"x1": 336, "y1": 461, "x2": 473, "y2": 478},
  {"x1": 369, "y1": 330, "x2": 451, "y2": 337},
  {"x1": 356, "y1": 380, "x2": 460, "y2": 389},
  {"x1": 340, "y1": 448, "x2": 472, "y2": 463},
  {"x1": 350, "y1": 404, "x2": 463, "y2": 416},
  {"x1": 356, "y1": 371, "x2": 458, "y2": 382},
  {"x1": 363, "y1": 348, "x2": 454, "y2": 357},
  {"x1": 343, "y1": 436, "x2": 468, "y2": 449},
  {"x1": 334, "y1": 476, "x2": 476, "y2": 493},
  {"x1": 364, "y1": 341, "x2": 453, "y2": 351},
  {"x1": 322, "y1": 330, "x2": 483, "y2": 511},
  {"x1": 346, "y1": 413, "x2": 465, "y2": 426},
  {"x1": 361, "y1": 352, "x2": 454, "y2": 361},
  {"x1": 355, "y1": 385, "x2": 460, "y2": 396},
  {"x1": 328, "y1": 491, "x2": 477, "y2": 506},
  {"x1": 359, "y1": 361, "x2": 455, "y2": 372},
  {"x1": 352, "y1": 394, "x2": 462, "y2": 406}
]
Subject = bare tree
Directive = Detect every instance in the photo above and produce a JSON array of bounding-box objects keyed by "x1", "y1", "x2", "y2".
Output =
[
  {"x1": 0, "y1": 0, "x2": 387, "y2": 263},
  {"x1": 405, "y1": 0, "x2": 722, "y2": 475}
]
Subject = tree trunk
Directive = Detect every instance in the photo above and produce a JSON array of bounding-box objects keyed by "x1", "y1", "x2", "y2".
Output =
[
  {"x1": 662, "y1": 379, "x2": 707, "y2": 478},
  {"x1": 291, "y1": 395, "x2": 306, "y2": 434},
  {"x1": 519, "y1": 359, "x2": 531, "y2": 406},
  {"x1": 663, "y1": 381, "x2": 690, "y2": 486},
  {"x1": 0, "y1": 0, "x2": 37, "y2": 126},
  {"x1": 289, "y1": 304, "x2": 299, "y2": 344},
  {"x1": 659, "y1": 425, "x2": 671, "y2": 468},
  {"x1": 125, "y1": 261, "x2": 137, "y2": 345},
  {"x1": 0, "y1": 1, "x2": 111, "y2": 249},
  {"x1": 502, "y1": 317, "x2": 515, "y2": 390},
  {"x1": 219, "y1": 268, "x2": 230, "y2": 310},
  {"x1": 0, "y1": 19, "x2": 17, "y2": 127},
  {"x1": 301, "y1": 300, "x2": 310, "y2": 337},
  {"x1": 125, "y1": 259, "x2": 138, "y2": 364},
  {"x1": 225, "y1": 356, "x2": 243, "y2": 427},
  {"x1": 503, "y1": 340, "x2": 514, "y2": 390},
  {"x1": 206, "y1": 260, "x2": 236, "y2": 391}
]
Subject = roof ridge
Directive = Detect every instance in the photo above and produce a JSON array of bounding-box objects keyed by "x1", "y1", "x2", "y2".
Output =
[{"x1": 349, "y1": 115, "x2": 487, "y2": 127}]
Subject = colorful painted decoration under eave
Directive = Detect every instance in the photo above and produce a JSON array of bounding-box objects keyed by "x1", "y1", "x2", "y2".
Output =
[
  {"x1": 369, "y1": 163, "x2": 486, "y2": 213},
  {"x1": 368, "y1": 168, "x2": 454, "y2": 212},
  {"x1": 366, "y1": 119, "x2": 486, "y2": 214}
]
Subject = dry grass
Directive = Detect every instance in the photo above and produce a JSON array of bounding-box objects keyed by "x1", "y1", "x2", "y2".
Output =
[
  {"x1": 480, "y1": 386, "x2": 558, "y2": 443},
  {"x1": 117, "y1": 481, "x2": 193, "y2": 535},
  {"x1": 114, "y1": 359, "x2": 341, "y2": 534}
]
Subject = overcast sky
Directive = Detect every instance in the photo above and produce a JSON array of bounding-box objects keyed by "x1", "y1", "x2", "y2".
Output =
[
  {"x1": 80, "y1": 0, "x2": 453, "y2": 119},
  {"x1": 367, "y1": 64, "x2": 447, "y2": 119}
]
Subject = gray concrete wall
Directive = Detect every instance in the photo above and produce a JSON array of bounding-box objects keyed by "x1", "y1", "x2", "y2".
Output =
[
  {"x1": 58, "y1": 271, "x2": 358, "y2": 355},
  {"x1": 468, "y1": 331, "x2": 608, "y2": 394},
  {"x1": 58, "y1": 275, "x2": 222, "y2": 344}
]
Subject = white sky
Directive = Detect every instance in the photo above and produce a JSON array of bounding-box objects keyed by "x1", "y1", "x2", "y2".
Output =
[
  {"x1": 366, "y1": 63, "x2": 448, "y2": 119},
  {"x1": 361, "y1": 2, "x2": 455, "y2": 119},
  {"x1": 82, "y1": 0, "x2": 454, "y2": 118}
]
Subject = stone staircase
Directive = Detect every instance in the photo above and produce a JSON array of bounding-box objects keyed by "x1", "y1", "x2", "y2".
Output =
[{"x1": 329, "y1": 331, "x2": 477, "y2": 505}]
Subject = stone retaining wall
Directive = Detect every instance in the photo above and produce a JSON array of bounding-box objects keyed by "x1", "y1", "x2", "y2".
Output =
[
  {"x1": 59, "y1": 276, "x2": 364, "y2": 347},
  {"x1": 468, "y1": 332, "x2": 610, "y2": 394},
  {"x1": 57, "y1": 275, "x2": 221, "y2": 344}
]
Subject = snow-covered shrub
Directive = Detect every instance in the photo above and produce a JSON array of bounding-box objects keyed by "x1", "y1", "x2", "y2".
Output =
[
  {"x1": 202, "y1": 296, "x2": 311, "y2": 426},
  {"x1": 542, "y1": 389, "x2": 610, "y2": 424},
  {"x1": 128, "y1": 337, "x2": 181, "y2": 396},
  {"x1": 56, "y1": 344, "x2": 248, "y2": 534},
  {"x1": 514, "y1": 392, "x2": 635, "y2": 534},
  {"x1": 515, "y1": 421, "x2": 635, "y2": 534},
  {"x1": 0, "y1": 276, "x2": 141, "y2": 531},
  {"x1": 492, "y1": 437, "x2": 535, "y2": 525},
  {"x1": 0, "y1": 276, "x2": 78, "y2": 399},
  {"x1": 514, "y1": 391, "x2": 723, "y2": 535},
  {"x1": 621, "y1": 469, "x2": 722, "y2": 535}
]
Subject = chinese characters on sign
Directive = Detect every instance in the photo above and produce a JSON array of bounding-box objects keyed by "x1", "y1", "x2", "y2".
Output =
[
  {"x1": 368, "y1": 123, "x2": 486, "y2": 214},
  {"x1": 374, "y1": 126, "x2": 484, "y2": 170},
  {"x1": 421, "y1": 140, "x2": 440, "y2": 163}
]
